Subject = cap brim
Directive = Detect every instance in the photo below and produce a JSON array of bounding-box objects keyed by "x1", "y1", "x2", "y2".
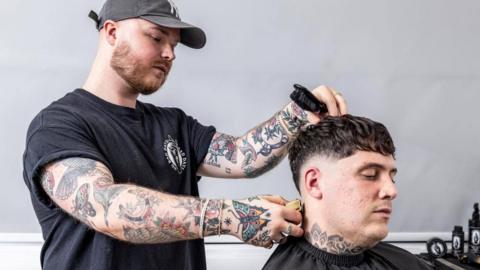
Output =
[{"x1": 141, "y1": 15, "x2": 206, "y2": 49}]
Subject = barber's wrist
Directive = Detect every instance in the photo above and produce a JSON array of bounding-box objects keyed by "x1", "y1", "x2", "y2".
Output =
[
  {"x1": 219, "y1": 199, "x2": 236, "y2": 237},
  {"x1": 201, "y1": 199, "x2": 223, "y2": 237},
  {"x1": 278, "y1": 102, "x2": 310, "y2": 136}
]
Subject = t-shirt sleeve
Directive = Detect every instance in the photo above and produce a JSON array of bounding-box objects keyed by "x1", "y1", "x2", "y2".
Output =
[
  {"x1": 185, "y1": 114, "x2": 216, "y2": 166},
  {"x1": 23, "y1": 112, "x2": 109, "y2": 207}
]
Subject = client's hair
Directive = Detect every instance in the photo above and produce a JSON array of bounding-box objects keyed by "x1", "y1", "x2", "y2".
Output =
[{"x1": 288, "y1": 114, "x2": 395, "y2": 191}]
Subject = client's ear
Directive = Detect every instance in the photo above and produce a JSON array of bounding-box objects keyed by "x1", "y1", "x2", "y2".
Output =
[{"x1": 303, "y1": 167, "x2": 322, "y2": 199}]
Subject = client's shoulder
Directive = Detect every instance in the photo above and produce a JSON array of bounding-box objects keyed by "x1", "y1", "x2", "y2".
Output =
[{"x1": 369, "y1": 242, "x2": 432, "y2": 269}]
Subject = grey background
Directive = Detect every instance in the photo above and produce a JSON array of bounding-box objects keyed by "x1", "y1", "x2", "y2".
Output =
[{"x1": 2, "y1": 0, "x2": 479, "y2": 233}]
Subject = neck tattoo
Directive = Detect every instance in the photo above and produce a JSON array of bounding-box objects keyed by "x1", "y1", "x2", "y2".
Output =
[{"x1": 304, "y1": 223, "x2": 366, "y2": 255}]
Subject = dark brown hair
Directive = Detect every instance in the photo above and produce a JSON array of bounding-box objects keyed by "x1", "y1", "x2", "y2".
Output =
[{"x1": 288, "y1": 114, "x2": 395, "y2": 191}]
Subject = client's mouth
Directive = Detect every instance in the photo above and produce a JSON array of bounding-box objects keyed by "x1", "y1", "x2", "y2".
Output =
[{"x1": 373, "y1": 208, "x2": 392, "y2": 215}]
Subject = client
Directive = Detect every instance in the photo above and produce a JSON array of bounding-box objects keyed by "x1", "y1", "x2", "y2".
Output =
[{"x1": 263, "y1": 115, "x2": 431, "y2": 269}]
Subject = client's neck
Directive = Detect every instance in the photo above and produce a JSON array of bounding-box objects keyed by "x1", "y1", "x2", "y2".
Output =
[{"x1": 303, "y1": 221, "x2": 367, "y2": 255}]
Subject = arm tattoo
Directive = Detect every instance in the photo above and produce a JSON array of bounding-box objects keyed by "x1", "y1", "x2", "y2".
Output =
[
  {"x1": 238, "y1": 114, "x2": 288, "y2": 177},
  {"x1": 93, "y1": 178, "x2": 128, "y2": 227},
  {"x1": 203, "y1": 200, "x2": 222, "y2": 235},
  {"x1": 251, "y1": 114, "x2": 289, "y2": 157},
  {"x1": 173, "y1": 198, "x2": 202, "y2": 226},
  {"x1": 305, "y1": 223, "x2": 366, "y2": 255},
  {"x1": 227, "y1": 200, "x2": 271, "y2": 242},
  {"x1": 117, "y1": 188, "x2": 161, "y2": 225},
  {"x1": 118, "y1": 189, "x2": 200, "y2": 243},
  {"x1": 239, "y1": 138, "x2": 257, "y2": 169},
  {"x1": 123, "y1": 214, "x2": 197, "y2": 244},
  {"x1": 205, "y1": 133, "x2": 238, "y2": 167},
  {"x1": 72, "y1": 183, "x2": 96, "y2": 224},
  {"x1": 279, "y1": 102, "x2": 309, "y2": 134},
  {"x1": 40, "y1": 170, "x2": 55, "y2": 197},
  {"x1": 55, "y1": 158, "x2": 96, "y2": 200},
  {"x1": 243, "y1": 154, "x2": 283, "y2": 178}
]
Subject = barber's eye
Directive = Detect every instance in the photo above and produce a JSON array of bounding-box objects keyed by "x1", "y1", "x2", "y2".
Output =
[{"x1": 150, "y1": 35, "x2": 162, "y2": 42}]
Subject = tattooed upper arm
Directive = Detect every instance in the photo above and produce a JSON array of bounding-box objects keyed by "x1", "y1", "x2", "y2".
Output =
[{"x1": 39, "y1": 157, "x2": 116, "y2": 230}]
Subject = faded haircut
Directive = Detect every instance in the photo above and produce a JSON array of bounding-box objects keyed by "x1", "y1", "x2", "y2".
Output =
[{"x1": 288, "y1": 114, "x2": 396, "y2": 191}]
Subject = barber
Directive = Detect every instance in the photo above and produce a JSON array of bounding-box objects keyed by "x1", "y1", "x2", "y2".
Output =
[{"x1": 22, "y1": 0, "x2": 347, "y2": 269}]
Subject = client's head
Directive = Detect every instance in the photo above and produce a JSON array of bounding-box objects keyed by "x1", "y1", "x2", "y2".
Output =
[{"x1": 288, "y1": 114, "x2": 397, "y2": 253}]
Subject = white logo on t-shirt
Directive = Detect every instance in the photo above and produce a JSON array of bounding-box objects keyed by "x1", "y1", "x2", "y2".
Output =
[
  {"x1": 163, "y1": 135, "x2": 186, "y2": 174},
  {"x1": 166, "y1": 0, "x2": 180, "y2": 18}
]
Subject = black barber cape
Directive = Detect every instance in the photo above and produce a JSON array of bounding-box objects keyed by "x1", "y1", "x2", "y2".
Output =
[
  {"x1": 23, "y1": 89, "x2": 216, "y2": 270},
  {"x1": 263, "y1": 237, "x2": 432, "y2": 270}
]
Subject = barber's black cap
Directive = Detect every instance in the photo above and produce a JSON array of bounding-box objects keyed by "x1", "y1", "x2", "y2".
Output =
[{"x1": 89, "y1": 0, "x2": 206, "y2": 49}]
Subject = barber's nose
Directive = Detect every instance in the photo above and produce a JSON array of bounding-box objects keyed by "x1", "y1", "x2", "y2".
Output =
[
  {"x1": 161, "y1": 45, "x2": 175, "y2": 61},
  {"x1": 379, "y1": 177, "x2": 397, "y2": 200}
]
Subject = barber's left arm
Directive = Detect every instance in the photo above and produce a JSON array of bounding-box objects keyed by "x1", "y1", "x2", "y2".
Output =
[{"x1": 197, "y1": 85, "x2": 347, "y2": 178}]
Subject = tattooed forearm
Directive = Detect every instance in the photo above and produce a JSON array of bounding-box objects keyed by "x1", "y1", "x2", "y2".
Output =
[
  {"x1": 200, "y1": 101, "x2": 311, "y2": 178},
  {"x1": 55, "y1": 158, "x2": 96, "y2": 200},
  {"x1": 279, "y1": 102, "x2": 309, "y2": 135},
  {"x1": 251, "y1": 113, "x2": 289, "y2": 157},
  {"x1": 42, "y1": 158, "x2": 231, "y2": 244},
  {"x1": 243, "y1": 154, "x2": 283, "y2": 178},
  {"x1": 176, "y1": 198, "x2": 202, "y2": 225},
  {"x1": 117, "y1": 188, "x2": 162, "y2": 225},
  {"x1": 305, "y1": 223, "x2": 366, "y2": 255},
  {"x1": 123, "y1": 214, "x2": 197, "y2": 244},
  {"x1": 72, "y1": 183, "x2": 96, "y2": 224},
  {"x1": 94, "y1": 182, "x2": 128, "y2": 227}
]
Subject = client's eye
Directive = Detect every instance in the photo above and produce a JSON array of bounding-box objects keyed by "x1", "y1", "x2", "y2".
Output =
[
  {"x1": 361, "y1": 169, "x2": 378, "y2": 180},
  {"x1": 362, "y1": 174, "x2": 377, "y2": 180}
]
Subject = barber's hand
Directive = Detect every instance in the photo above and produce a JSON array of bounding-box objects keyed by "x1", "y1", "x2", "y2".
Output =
[
  {"x1": 308, "y1": 85, "x2": 348, "y2": 120},
  {"x1": 280, "y1": 85, "x2": 348, "y2": 135},
  {"x1": 221, "y1": 195, "x2": 303, "y2": 248}
]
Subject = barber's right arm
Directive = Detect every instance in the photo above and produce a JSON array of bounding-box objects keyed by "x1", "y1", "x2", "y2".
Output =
[{"x1": 40, "y1": 157, "x2": 302, "y2": 247}]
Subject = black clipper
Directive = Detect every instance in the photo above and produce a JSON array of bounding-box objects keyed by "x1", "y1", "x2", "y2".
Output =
[{"x1": 290, "y1": 84, "x2": 328, "y2": 114}]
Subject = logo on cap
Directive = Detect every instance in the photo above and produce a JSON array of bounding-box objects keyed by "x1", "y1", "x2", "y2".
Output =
[{"x1": 167, "y1": 0, "x2": 180, "y2": 18}]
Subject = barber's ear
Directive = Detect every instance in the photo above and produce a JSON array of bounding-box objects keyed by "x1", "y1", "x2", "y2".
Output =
[
  {"x1": 303, "y1": 167, "x2": 322, "y2": 199},
  {"x1": 103, "y1": 20, "x2": 118, "y2": 46}
]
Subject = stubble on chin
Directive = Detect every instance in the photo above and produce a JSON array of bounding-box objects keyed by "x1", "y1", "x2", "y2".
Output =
[{"x1": 110, "y1": 42, "x2": 166, "y2": 96}]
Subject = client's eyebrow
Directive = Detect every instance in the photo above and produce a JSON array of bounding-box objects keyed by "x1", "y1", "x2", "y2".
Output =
[{"x1": 357, "y1": 163, "x2": 398, "y2": 175}]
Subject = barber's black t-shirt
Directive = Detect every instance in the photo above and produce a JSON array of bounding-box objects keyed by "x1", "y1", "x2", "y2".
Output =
[
  {"x1": 23, "y1": 89, "x2": 216, "y2": 270},
  {"x1": 263, "y1": 237, "x2": 433, "y2": 270}
]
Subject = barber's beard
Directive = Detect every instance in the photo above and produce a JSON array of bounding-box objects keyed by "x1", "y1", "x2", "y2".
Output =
[{"x1": 111, "y1": 42, "x2": 167, "y2": 96}]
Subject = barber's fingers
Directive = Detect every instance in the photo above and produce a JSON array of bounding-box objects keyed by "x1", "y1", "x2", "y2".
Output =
[
  {"x1": 310, "y1": 85, "x2": 349, "y2": 117},
  {"x1": 271, "y1": 222, "x2": 304, "y2": 241},
  {"x1": 284, "y1": 222, "x2": 303, "y2": 237},
  {"x1": 260, "y1": 195, "x2": 288, "y2": 206},
  {"x1": 331, "y1": 87, "x2": 348, "y2": 115},
  {"x1": 281, "y1": 207, "x2": 302, "y2": 224},
  {"x1": 311, "y1": 85, "x2": 339, "y2": 116}
]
